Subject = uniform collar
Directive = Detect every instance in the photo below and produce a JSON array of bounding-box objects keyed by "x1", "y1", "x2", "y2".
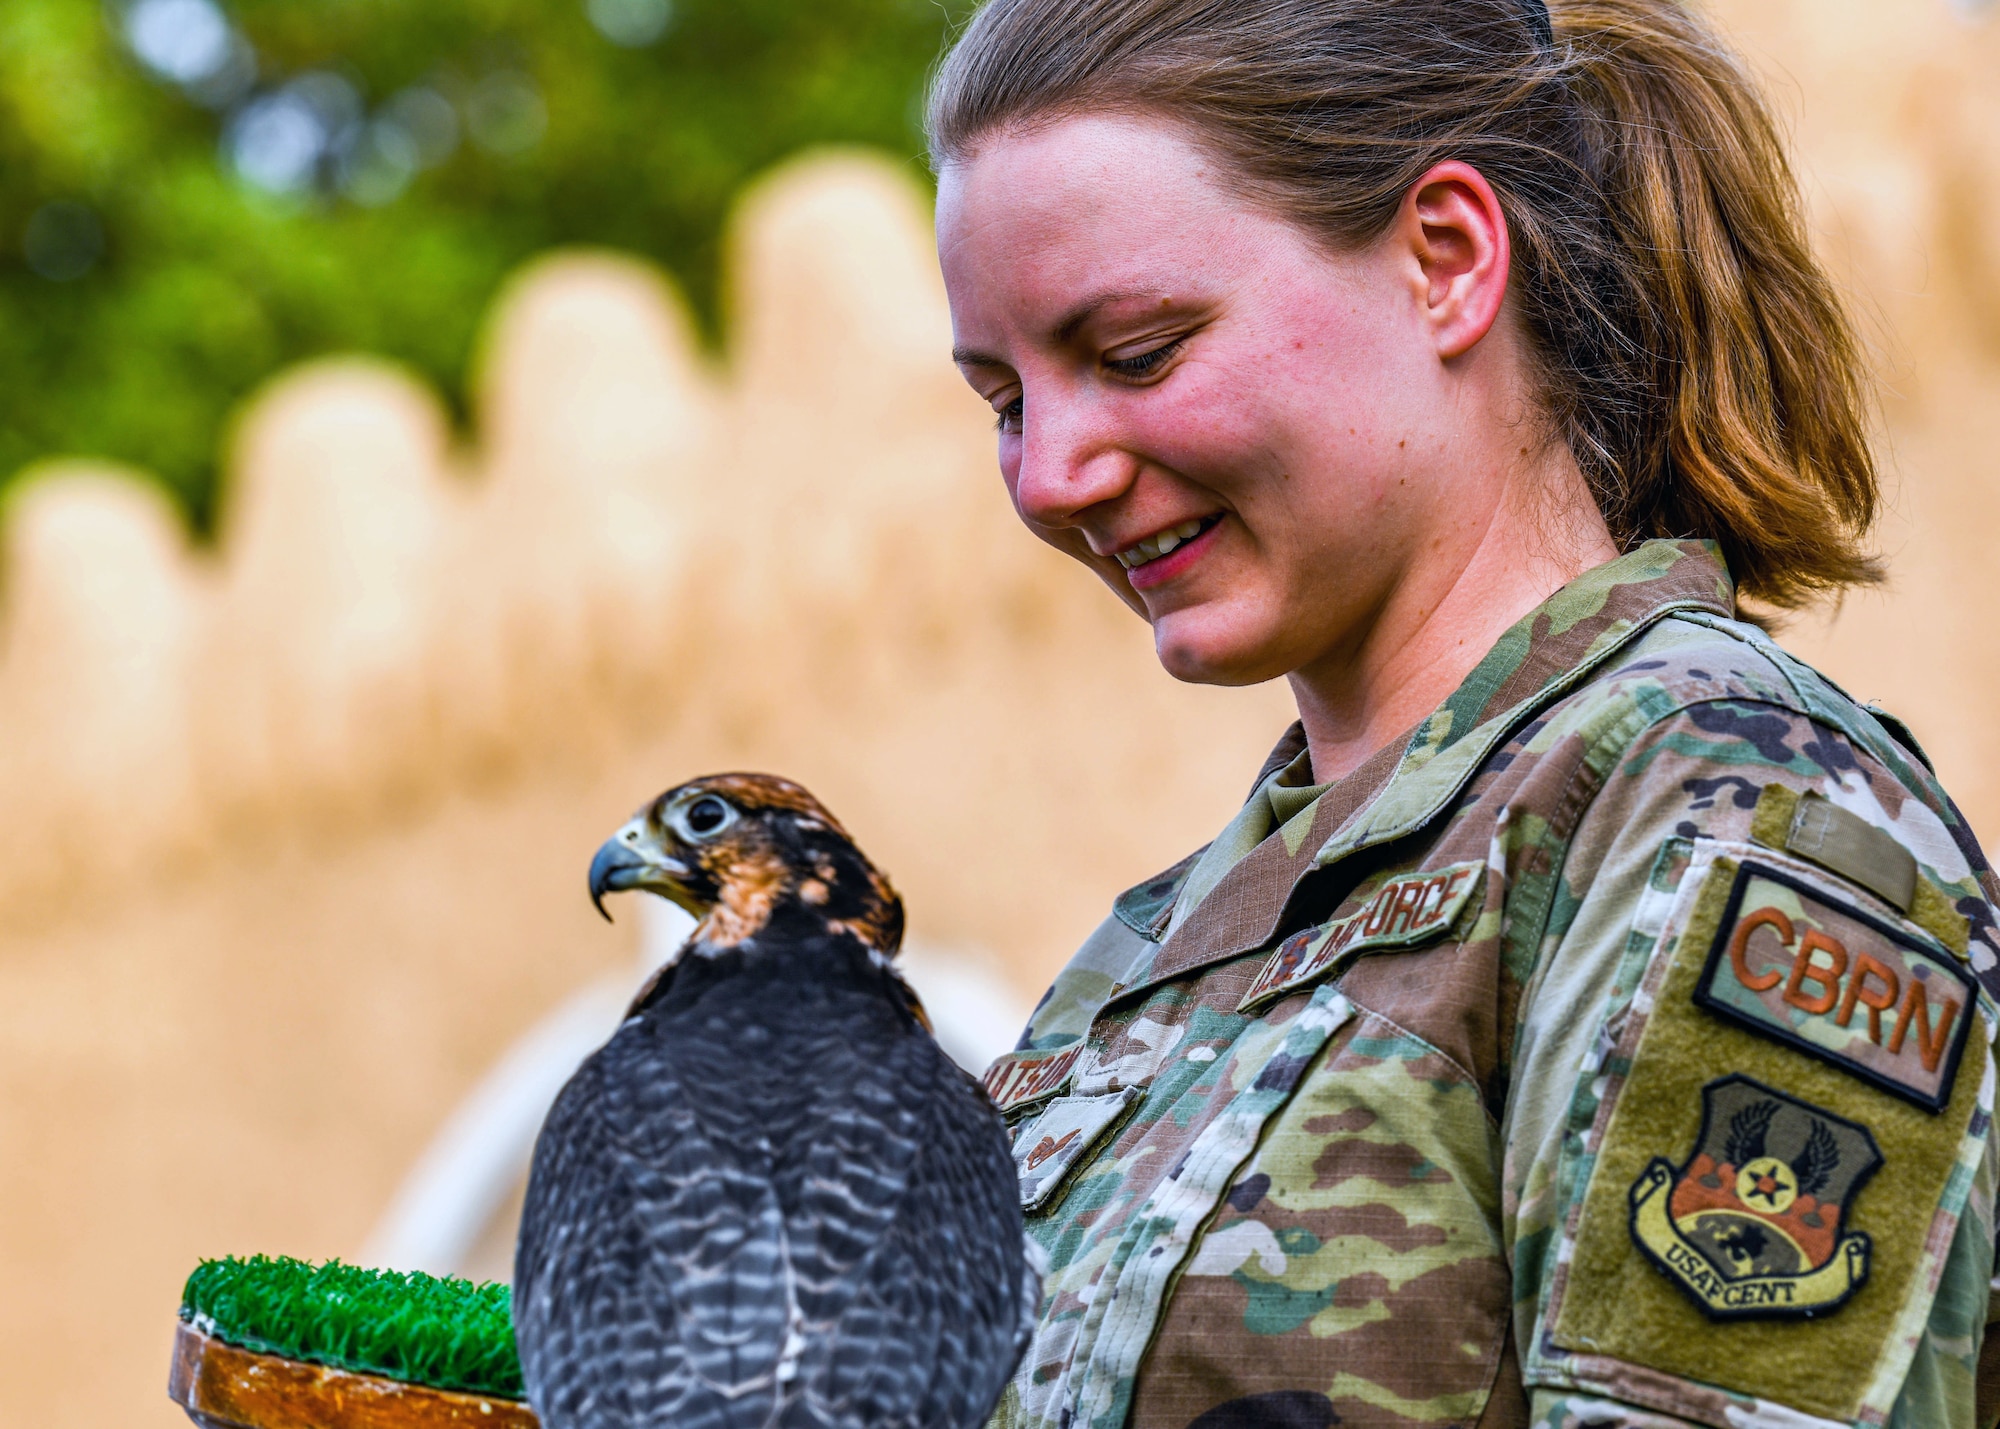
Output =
[
  {"x1": 1110, "y1": 724, "x2": 1315, "y2": 938},
  {"x1": 1106, "y1": 540, "x2": 1735, "y2": 1002}
]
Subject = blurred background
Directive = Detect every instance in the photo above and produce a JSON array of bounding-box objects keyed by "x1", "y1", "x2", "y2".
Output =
[{"x1": 0, "y1": 0, "x2": 1996, "y2": 1423}]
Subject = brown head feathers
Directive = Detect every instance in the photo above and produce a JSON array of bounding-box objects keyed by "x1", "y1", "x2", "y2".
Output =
[{"x1": 589, "y1": 772, "x2": 906, "y2": 957}]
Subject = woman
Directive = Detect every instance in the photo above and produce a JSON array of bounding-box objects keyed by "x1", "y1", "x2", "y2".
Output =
[{"x1": 929, "y1": 2, "x2": 2000, "y2": 1427}]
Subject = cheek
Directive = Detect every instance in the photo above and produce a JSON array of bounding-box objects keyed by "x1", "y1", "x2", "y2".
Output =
[
  {"x1": 1112, "y1": 360, "x2": 1273, "y2": 487},
  {"x1": 1128, "y1": 361, "x2": 1343, "y2": 534},
  {"x1": 1206, "y1": 341, "x2": 1427, "y2": 527}
]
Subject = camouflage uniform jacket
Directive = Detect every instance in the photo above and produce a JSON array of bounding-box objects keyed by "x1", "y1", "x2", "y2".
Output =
[{"x1": 982, "y1": 541, "x2": 2000, "y2": 1429}]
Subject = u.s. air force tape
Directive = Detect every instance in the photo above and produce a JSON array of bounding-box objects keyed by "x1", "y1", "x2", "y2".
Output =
[{"x1": 1239, "y1": 861, "x2": 1484, "y2": 1011}]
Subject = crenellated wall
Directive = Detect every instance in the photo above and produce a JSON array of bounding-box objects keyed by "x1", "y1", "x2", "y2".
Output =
[
  {"x1": 0, "y1": 157, "x2": 1283, "y2": 939},
  {"x1": 2, "y1": 4, "x2": 1998, "y2": 1425},
  {"x1": 0, "y1": 151, "x2": 1293, "y2": 1429}
]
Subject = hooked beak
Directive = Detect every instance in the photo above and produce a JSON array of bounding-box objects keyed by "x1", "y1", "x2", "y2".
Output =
[{"x1": 588, "y1": 819, "x2": 692, "y2": 922}]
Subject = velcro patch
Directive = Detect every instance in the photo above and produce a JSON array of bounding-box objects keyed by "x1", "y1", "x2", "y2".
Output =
[
  {"x1": 1696, "y1": 861, "x2": 1975, "y2": 1112},
  {"x1": 1238, "y1": 861, "x2": 1484, "y2": 1011},
  {"x1": 982, "y1": 1043, "x2": 1083, "y2": 1117},
  {"x1": 1012, "y1": 1088, "x2": 1140, "y2": 1211},
  {"x1": 1550, "y1": 846, "x2": 1987, "y2": 1425}
]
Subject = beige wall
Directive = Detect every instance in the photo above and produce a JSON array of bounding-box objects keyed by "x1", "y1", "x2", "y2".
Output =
[
  {"x1": 2, "y1": 3, "x2": 1996, "y2": 1425},
  {"x1": 1750, "y1": 1, "x2": 2000, "y2": 816}
]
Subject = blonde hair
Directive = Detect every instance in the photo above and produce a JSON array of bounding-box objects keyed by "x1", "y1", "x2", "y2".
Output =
[{"x1": 929, "y1": 0, "x2": 1880, "y2": 609}]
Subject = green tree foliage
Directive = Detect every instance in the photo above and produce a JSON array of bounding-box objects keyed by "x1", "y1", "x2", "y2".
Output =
[{"x1": 0, "y1": 0, "x2": 965, "y2": 526}]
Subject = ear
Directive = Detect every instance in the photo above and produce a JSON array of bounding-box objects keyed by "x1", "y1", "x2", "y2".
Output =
[{"x1": 1393, "y1": 161, "x2": 1512, "y2": 360}]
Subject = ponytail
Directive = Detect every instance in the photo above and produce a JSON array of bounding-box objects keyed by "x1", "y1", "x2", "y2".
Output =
[
  {"x1": 1554, "y1": 0, "x2": 1879, "y2": 604},
  {"x1": 930, "y1": 0, "x2": 1881, "y2": 609}
]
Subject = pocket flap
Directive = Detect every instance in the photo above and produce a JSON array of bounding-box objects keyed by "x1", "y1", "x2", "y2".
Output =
[{"x1": 1013, "y1": 1088, "x2": 1141, "y2": 1211}]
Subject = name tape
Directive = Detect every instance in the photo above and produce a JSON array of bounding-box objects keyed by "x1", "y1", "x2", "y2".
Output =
[{"x1": 981, "y1": 1042, "x2": 1084, "y2": 1116}]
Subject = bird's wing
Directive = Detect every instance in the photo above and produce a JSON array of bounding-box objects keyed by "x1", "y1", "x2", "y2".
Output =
[
  {"x1": 784, "y1": 1046, "x2": 1030, "y2": 1429},
  {"x1": 515, "y1": 1054, "x2": 643, "y2": 1428},
  {"x1": 515, "y1": 1030, "x2": 797, "y2": 1429}
]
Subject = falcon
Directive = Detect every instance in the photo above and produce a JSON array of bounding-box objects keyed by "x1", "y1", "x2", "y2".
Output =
[{"x1": 514, "y1": 773, "x2": 1036, "y2": 1429}]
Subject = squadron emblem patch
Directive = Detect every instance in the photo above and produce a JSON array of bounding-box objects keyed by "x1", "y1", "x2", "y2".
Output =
[{"x1": 1629, "y1": 1075, "x2": 1882, "y2": 1320}]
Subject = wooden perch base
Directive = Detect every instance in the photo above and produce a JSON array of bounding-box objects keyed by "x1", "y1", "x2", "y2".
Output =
[{"x1": 168, "y1": 1321, "x2": 540, "y2": 1429}]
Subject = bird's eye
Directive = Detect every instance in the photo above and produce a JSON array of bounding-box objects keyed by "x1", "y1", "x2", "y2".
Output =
[{"x1": 683, "y1": 796, "x2": 732, "y2": 837}]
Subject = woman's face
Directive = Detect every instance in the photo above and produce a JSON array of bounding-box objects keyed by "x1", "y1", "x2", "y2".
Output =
[{"x1": 937, "y1": 114, "x2": 1505, "y2": 689}]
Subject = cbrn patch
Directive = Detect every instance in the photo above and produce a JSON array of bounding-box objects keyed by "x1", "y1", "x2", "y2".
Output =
[
  {"x1": 1629, "y1": 1075, "x2": 1881, "y2": 1320},
  {"x1": 1695, "y1": 861, "x2": 1975, "y2": 1112}
]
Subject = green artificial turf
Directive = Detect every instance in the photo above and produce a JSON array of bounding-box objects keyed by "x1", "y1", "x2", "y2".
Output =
[{"x1": 179, "y1": 1255, "x2": 524, "y2": 1400}]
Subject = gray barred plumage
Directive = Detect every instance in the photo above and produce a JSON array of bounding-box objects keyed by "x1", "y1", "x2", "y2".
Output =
[{"x1": 514, "y1": 774, "x2": 1034, "y2": 1429}]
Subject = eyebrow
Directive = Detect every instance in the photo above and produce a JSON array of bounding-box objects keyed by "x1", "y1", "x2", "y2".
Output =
[{"x1": 950, "y1": 288, "x2": 1159, "y2": 369}]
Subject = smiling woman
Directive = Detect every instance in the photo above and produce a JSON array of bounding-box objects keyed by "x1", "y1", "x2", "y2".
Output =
[
  {"x1": 926, "y1": 3, "x2": 2000, "y2": 1428},
  {"x1": 939, "y1": 115, "x2": 1621, "y2": 773}
]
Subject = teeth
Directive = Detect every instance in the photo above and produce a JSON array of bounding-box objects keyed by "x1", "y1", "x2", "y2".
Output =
[{"x1": 1117, "y1": 518, "x2": 1212, "y2": 569}]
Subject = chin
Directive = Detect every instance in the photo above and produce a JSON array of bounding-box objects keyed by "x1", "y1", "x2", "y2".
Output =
[{"x1": 1152, "y1": 614, "x2": 1291, "y2": 688}]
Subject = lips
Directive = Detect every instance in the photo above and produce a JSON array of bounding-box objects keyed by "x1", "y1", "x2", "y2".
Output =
[{"x1": 1114, "y1": 515, "x2": 1220, "y2": 571}]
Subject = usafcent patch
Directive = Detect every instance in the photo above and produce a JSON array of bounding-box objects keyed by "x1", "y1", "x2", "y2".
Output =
[{"x1": 1629, "y1": 1075, "x2": 1881, "y2": 1320}]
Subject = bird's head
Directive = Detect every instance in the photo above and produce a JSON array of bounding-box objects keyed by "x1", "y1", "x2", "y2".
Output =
[{"x1": 587, "y1": 773, "x2": 905, "y2": 957}]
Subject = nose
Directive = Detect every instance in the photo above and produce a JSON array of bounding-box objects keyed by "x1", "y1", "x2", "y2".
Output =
[{"x1": 1008, "y1": 390, "x2": 1139, "y2": 532}]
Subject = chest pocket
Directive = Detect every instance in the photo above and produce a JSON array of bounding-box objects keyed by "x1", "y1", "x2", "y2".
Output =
[
  {"x1": 1010, "y1": 863, "x2": 1494, "y2": 1429},
  {"x1": 1010, "y1": 987, "x2": 1362, "y2": 1429},
  {"x1": 1012, "y1": 1089, "x2": 1142, "y2": 1211},
  {"x1": 1128, "y1": 996, "x2": 1513, "y2": 1429}
]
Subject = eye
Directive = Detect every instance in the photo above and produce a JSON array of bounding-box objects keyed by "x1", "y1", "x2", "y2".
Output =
[
  {"x1": 677, "y1": 795, "x2": 735, "y2": 839},
  {"x1": 994, "y1": 393, "x2": 1023, "y2": 436},
  {"x1": 1105, "y1": 337, "x2": 1184, "y2": 381}
]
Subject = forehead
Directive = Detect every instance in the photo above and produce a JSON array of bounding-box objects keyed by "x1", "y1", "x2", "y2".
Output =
[{"x1": 936, "y1": 113, "x2": 1305, "y2": 333}]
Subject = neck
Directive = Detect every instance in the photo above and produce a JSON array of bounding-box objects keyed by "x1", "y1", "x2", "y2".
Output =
[
  {"x1": 1287, "y1": 448, "x2": 1619, "y2": 782},
  {"x1": 691, "y1": 896, "x2": 900, "y2": 964}
]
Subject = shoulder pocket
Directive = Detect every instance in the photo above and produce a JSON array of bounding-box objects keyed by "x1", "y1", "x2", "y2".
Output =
[{"x1": 1541, "y1": 840, "x2": 1993, "y2": 1427}]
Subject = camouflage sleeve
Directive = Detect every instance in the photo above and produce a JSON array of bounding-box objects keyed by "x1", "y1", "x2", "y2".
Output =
[
  {"x1": 1505, "y1": 697, "x2": 1998, "y2": 1428},
  {"x1": 1982, "y1": 1269, "x2": 2000, "y2": 1429}
]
